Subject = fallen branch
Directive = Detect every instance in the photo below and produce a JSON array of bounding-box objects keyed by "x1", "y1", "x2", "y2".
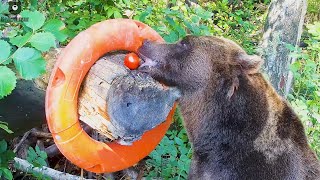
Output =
[
  {"x1": 13, "y1": 129, "x2": 33, "y2": 153},
  {"x1": 14, "y1": 157, "x2": 95, "y2": 180},
  {"x1": 30, "y1": 129, "x2": 52, "y2": 139}
]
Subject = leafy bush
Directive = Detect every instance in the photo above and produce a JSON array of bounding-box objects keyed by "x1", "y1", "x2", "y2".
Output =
[
  {"x1": 145, "y1": 108, "x2": 191, "y2": 179},
  {"x1": 145, "y1": 129, "x2": 191, "y2": 179},
  {"x1": 41, "y1": 0, "x2": 266, "y2": 53},
  {"x1": 131, "y1": 1, "x2": 213, "y2": 42},
  {"x1": 42, "y1": 0, "x2": 126, "y2": 38},
  {"x1": 26, "y1": 146, "x2": 48, "y2": 168},
  {"x1": 206, "y1": 0, "x2": 268, "y2": 54},
  {"x1": 17, "y1": 146, "x2": 51, "y2": 180},
  {"x1": 0, "y1": 140, "x2": 15, "y2": 180},
  {"x1": 289, "y1": 22, "x2": 320, "y2": 158},
  {"x1": 0, "y1": 2, "x2": 67, "y2": 99},
  {"x1": 128, "y1": 0, "x2": 267, "y2": 53},
  {"x1": 308, "y1": 0, "x2": 320, "y2": 14},
  {"x1": 5, "y1": 146, "x2": 51, "y2": 180}
]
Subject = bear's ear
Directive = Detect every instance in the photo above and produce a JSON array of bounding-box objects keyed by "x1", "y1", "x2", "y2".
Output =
[{"x1": 237, "y1": 53, "x2": 264, "y2": 74}]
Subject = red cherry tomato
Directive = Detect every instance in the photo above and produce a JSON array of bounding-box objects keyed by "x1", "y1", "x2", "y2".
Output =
[{"x1": 124, "y1": 52, "x2": 141, "y2": 70}]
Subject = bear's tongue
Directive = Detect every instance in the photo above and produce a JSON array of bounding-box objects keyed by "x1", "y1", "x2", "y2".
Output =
[{"x1": 138, "y1": 53, "x2": 157, "y2": 68}]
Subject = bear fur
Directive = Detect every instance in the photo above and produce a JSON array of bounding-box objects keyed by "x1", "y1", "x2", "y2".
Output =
[{"x1": 138, "y1": 36, "x2": 320, "y2": 179}]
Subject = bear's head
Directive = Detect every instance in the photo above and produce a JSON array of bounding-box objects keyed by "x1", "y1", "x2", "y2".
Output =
[{"x1": 138, "y1": 36, "x2": 263, "y2": 97}]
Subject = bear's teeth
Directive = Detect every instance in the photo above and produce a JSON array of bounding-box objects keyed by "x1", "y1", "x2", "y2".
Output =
[
  {"x1": 138, "y1": 53, "x2": 157, "y2": 67},
  {"x1": 140, "y1": 58, "x2": 157, "y2": 68}
]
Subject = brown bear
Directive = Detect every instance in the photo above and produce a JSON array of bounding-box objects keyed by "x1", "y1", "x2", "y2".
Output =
[{"x1": 138, "y1": 36, "x2": 320, "y2": 180}]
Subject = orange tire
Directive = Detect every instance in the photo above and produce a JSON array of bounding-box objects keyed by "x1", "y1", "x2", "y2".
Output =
[{"x1": 45, "y1": 19, "x2": 175, "y2": 173}]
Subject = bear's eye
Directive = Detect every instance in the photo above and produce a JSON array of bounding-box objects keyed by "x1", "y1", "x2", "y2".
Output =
[{"x1": 177, "y1": 39, "x2": 190, "y2": 51}]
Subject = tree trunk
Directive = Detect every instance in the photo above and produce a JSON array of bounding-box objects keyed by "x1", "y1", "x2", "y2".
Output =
[{"x1": 259, "y1": 0, "x2": 307, "y2": 97}]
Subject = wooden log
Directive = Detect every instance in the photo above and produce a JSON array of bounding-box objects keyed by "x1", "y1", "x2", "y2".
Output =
[{"x1": 77, "y1": 53, "x2": 128, "y2": 139}]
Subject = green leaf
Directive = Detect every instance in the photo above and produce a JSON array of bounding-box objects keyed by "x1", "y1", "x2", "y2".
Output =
[
  {"x1": 36, "y1": 157, "x2": 47, "y2": 167},
  {"x1": 0, "y1": 66, "x2": 16, "y2": 99},
  {"x1": 123, "y1": 0, "x2": 130, "y2": 5},
  {"x1": 44, "y1": 18, "x2": 65, "y2": 29},
  {"x1": 29, "y1": 32, "x2": 56, "y2": 52},
  {"x1": 0, "y1": 3, "x2": 9, "y2": 14},
  {"x1": 1, "y1": 168, "x2": 13, "y2": 180},
  {"x1": 107, "y1": 8, "x2": 114, "y2": 18},
  {"x1": 39, "y1": 151, "x2": 47, "y2": 159},
  {"x1": 27, "y1": 147, "x2": 47, "y2": 167},
  {"x1": 165, "y1": 16, "x2": 176, "y2": 27},
  {"x1": 184, "y1": 20, "x2": 193, "y2": 31},
  {"x1": 163, "y1": 31, "x2": 178, "y2": 43},
  {"x1": 174, "y1": 137, "x2": 183, "y2": 146},
  {"x1": 43, "y1": 19, "x2": 68, "y2": 42},
  {"x1": 27, "y1": 147, "x2": 37, "y2": 160},
  {"x1": 4, "y1": 149, "x2": 15, "y2": 161},
  {"x1": 307, "y1": 22, "x2": 320, "y2": 39},
  {"x1": 312, "y1": 113, "x2": 320, "y2": 123},
  {"x1": 0, "y1": 40, "x2": 12, "y2": 65},
  {"x1": 285, "y1": 43, "x2": 296, "y2": 51},
  {"x1": 0, "y1": 121, "x2": 13, "y2": 134},
  {"x1": 30, "y1": 0, "x2": 38, "y2": 10},
  {"x1": 0, "y1": 140, "x2": 7, "y2": 153},
  {"x1": 0, "y1": 150, "x2": 15, "y2": 165},
  {"x1": 191, "y1": 15, "x2": 200, "y2": 23},
  {"x1": 13, "y1": 47, "x2": 46, "y2": 80},
  {"x1": 113, "y1": 11, "x2": 122, "y2": 18},
  {"x1": 175, "y1": 25, "x2": 186, "y2": 38},
  {"x1": 9, "y1": 32, "x2": 32, "y2": 47},
  {"x1": 21, "y1": 10, "x2": 45, "y2": 31},
  {"x1": 138, "y1": 11, "x2": 150, "y2": 22},
  {"x1": 6, "y1": 29, "x2": 17, "y2": 38},
  {"x1": 35, "y1": 145, "x2": 41, "y2": 153}
]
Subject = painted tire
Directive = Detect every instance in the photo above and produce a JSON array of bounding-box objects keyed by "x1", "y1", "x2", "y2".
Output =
[{"x1": 45, "y1": 19, "x2": 175, "y2": 173}]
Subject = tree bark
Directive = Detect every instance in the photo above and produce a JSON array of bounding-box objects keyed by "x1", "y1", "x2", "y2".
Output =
[{"x1": 259, "y1": 0, "x2": 307, "y2": 97}]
